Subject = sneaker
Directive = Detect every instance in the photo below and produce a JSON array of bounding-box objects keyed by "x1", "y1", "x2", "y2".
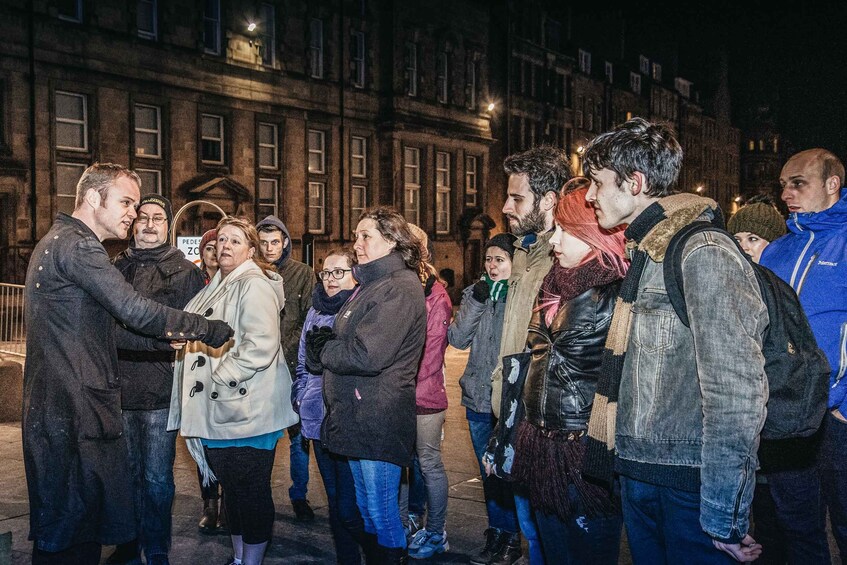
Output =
[
  {"x1": 292, "y1": 498, "x2": 315, "y2": 522},
  {"x1": 405, "y1": 512, "x2": 423, "y2": 543},
  {"x1": 408, "y1": 530, "x2": 449, "y2": 560},
  {"x1": 470, "y1": 528, "x2": 504, "y2": 565},
  {"x1": 221, "y1": 559, "x2": 242, "y2": 565}
]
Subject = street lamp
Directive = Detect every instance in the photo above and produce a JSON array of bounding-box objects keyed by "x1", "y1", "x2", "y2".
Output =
[
  {"x1": 247, "y1": 22, "x2": 257, "y2": 32},
  {"x1": 695, "y1": 185, "x2": 704, "y2": 193},
  {"x1": 487, "y1": 102, "x2": 496, "y2": 112}
]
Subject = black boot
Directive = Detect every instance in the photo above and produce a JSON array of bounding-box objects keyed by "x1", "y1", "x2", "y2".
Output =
[
  {"x1": 105, "y1": 540, "x2": 140, "y2": 565},
  {"x1": 198, "y1": 497, "x2": 219, "y2": 534},
  {"x1": 356, "y1": 531, "x2": 380, "y2": 565},
  {"x1": 216, "y1": 495, "x2": 229, "y2": 535},
  {"x1": 379, "y1": 545, "x2": 408, "y2": 565},
  {"x1": 490, "y1": 531, "x2": 521, "y2": 565},
  {"x1": 470, "y1": 528, "x2": 505, "y2": 565}
]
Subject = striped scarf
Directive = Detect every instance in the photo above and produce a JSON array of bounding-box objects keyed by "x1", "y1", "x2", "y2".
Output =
[
  {"x1": 483, "y1": 272, "x2": 509, "y2": 302},
  {"x1": 583, "y1": 193, "x2": 718, "y2": 487}
]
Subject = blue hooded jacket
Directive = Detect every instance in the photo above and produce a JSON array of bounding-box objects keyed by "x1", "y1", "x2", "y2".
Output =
[{"x1": 760, "y1": 188, "x2": 847, "y2": 411}]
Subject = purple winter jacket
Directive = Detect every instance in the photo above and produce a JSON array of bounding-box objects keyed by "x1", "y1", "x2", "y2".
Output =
[
  {"x1": 415, "y1": 280, "x2": 452, "y2": 411},
  {"x1": 295, "y1": 307, "x2": 336, "y2": 440}
]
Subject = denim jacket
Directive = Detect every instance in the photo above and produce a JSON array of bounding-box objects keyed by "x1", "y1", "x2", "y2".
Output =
[{"x1": 616, "y1": 210, "x2": 769, "y2": 544}]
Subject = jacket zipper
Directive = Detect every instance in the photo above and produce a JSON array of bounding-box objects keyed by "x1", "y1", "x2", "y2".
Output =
[
  {"x1": 794, "y1": 252, "x2": 818, "y2": 297},
  {"x1": 788, "y1": 227, "x2": 815, "y2": 291},
  {"x1": 834, "y1": 322, "x2": 847, "y2": 388}
]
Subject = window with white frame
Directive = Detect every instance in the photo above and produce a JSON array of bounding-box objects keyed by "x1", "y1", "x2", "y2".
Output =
[
  {"x1": 652, "y1": 62, "x2": 662, "y2": 81},
  {"x1": 639, "y1": 55, "x2": 650, "y2": 74},
  {"x1": 203, "y1": 0, "x2": 221, "y2": 55},
  {"x1": 135, "y1": 169, "x2": 162, "y2": 195},
  {"x1": 259, "y1": 3, "x2": 276, "y2": 66},
  {"x1": 308, "y1": 181, "x2": 325, "y2": 233},
  {"x1": 404, "y1": 147, "x2": 420, "y2": 225},
  {"x1": 58, "y1": 0, "x2": 82, "y2": 22},
  {"x1": 258, "y1": 122, "x2": 278, "y2": 169},
  {"x1": 55, "y1": 91, "x2": 88, "y2": 151},
  {"x1": 436, "y1": 52, "x2": 449, "y2": 104},
  {"x1": 310, "y1": 18, "x2": 324, "y2": 79},
  {"x1": 200, "y1": 113, "x2": 224, "y2": 164},
  {"x1": 258, "y1": 177, "x2": 278, "y2": 217},
  {"x1": 605, "y1": 61, "x2": 613, "y2": 84},
  {"x1": 137, "y1": 0, "x2": 157, "y2": 39},
  {"x1": 351, "y1": 185, "x2": 366, "y2": 224},
  {"x1": 134, "y1": 104, "x2": 161, "y2": 158},
  {"x1": 56, "y1": 162, "x2": 86, "y2": 215},
  {"x1": 308, "y1": 130, "x2": 325, "y2": 174},
  {"x1": 351, "y1": 31, "x2": 365, "y2": 88},
  {"x1": 405, "y1": 42, "x2": 418, "y2": 97},
  {"x1": 465, "y1": 155, "x2": 478, "y2": 206},
  {"x1": 436, "y1": 151, "x2": 451, "y2": 234},
  {"x1": 578, "y1": 49, "x2": 591, "y2": 74},
  {"x1": 630, "y1": 72, "x2": 641, "y2": 95},
  {"x1": 351, "y1": 136, "x2": 367, "y2": 177},
  {"x1": 466, "y1": 57, "x2": 478, "y2": 109}
]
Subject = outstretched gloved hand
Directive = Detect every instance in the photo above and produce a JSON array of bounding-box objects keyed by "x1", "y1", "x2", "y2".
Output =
[{"x1": 201, "y1": 320, "x2": 234, "y2": 348}]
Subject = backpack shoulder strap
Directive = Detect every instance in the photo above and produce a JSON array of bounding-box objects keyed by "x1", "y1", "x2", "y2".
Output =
[{"x1": 663, "y1": 220, "x2": 725, "y2": 328}]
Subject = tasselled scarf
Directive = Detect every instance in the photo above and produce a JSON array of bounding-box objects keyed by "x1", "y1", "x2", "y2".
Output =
[{"x1": 583, "y1": 193, "x2": 719, "y2": 488}]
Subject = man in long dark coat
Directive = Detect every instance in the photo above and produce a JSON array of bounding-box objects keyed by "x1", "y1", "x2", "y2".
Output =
[{"x1": 23, "y1": 163, "x2": 232, "y2": 564}]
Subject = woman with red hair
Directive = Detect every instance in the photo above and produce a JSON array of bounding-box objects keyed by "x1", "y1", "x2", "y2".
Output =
[{"x1": 510, "y1": 183, "x2": 628, "y2": 563}]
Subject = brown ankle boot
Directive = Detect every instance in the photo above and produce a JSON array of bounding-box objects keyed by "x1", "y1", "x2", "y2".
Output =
[{"x1": 198, "y1": 497, "x2": 218, "y2": 534}]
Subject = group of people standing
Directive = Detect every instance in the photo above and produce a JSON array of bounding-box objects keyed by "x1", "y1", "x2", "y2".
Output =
[{"x1": 19, "y1": 115, "x2": 847, "y2": 565}]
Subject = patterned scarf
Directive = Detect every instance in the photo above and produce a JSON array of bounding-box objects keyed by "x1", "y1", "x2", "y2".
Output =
[{"x1": 583, "y1": 193, "x2": 718, "y2": 487}]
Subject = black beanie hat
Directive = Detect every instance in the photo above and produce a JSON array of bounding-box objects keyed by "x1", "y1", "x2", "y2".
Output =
[
  {"x1": 727, "y1": 202, "x2": 786, "y2": 243},
  {"x1": 138, "y1": 194, "x2": 173, "y2": 226},
  {"x1": 486, "y1": 233, "x2": 518, "y2": 259}
]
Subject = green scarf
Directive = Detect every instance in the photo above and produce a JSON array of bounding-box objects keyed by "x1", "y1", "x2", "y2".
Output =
[{"x1": 483, "y1": 272, "x2": 509, "y2": 302}]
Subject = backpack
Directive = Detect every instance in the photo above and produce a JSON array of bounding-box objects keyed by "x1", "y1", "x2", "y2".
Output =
[{"x1": 663, "y1": 220, "x2": 830, "y2": 445}]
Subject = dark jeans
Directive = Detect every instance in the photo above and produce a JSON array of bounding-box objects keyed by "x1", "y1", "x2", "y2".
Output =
[
  {"x1": 820, "y1": 411, "x2": 847, "y2": 561},
  {"x1": 313, "y1": 440, "x2": 364, "y2": 565},
  {"x1": 466, "y1": 408, "x2": 519, "y2": 533},
  {"x1": 206, "y1": 446, "x2": 276, "y2": 544},
  {"x1": 620, "y1": 476, "x2": 734, "y2": 565},
  {"x1": 349, "y1": 458, "x2": 406, "y2": 549},
  {"x1": 123, "y1": 408, "x2": 176, "y2": 557},
  {"x1": 534, "y1": 484, "x2": 621, "y2": 565},
  {"x1": 288, "y1": 424, "x2": 311, "y2": 501},
  {"x1": 31, "y1": 542, "x2": 100, "y2": 565},
  {"x1": 752, "y1": 466, "x2": 830, "y2": 564}
]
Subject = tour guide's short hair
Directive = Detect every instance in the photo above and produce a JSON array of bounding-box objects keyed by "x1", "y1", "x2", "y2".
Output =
[
  {"x1": 582, "y1": 117, "x2": 683, "y2": 198},
  {"x1": 503, "y1": 145, "x2": 573, "y2": 200},
  {"x1": 74, "y1": 163, "x2": 141, "y2": 209}
]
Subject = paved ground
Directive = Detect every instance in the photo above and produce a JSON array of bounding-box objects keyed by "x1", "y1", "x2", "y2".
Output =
[{"x1": 1, "y1": 347, "x2": 841, "y2": 564}]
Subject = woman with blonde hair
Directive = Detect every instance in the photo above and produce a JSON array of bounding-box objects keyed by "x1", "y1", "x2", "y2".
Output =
[{"x1": 169, "y1": 216, "x2": 298, "y2": 565}]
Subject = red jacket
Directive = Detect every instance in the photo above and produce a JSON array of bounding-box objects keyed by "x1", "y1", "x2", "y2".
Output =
[{"x1": 416, "y1": 280, "x2": 452, "y2": 410}]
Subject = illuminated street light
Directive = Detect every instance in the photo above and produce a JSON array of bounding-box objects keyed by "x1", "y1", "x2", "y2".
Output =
[
  {"x1": 247, "y1": 22, "x2": 257, "y2": 32},
  {"x1": 734, "y1": 195, "x2": 742, "y2": 203},
  {"x1": 487, "y1": 102, "x2": 496, "y2": 112},
  {"x1": 695, "y1": 185, "x2": 704, "y2": 193},
  {"x1": 576, "y1": 145, "x2": 585, "y2": 154}
]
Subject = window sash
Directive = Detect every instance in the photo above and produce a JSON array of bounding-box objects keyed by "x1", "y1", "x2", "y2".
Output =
[
  {"x1": 308, "y1": 130, "x2": 326, "y2": 174},
  {"x1": 134, "y1": 104, "x2": 161, "y2": 158},
  {"x1": 404, "y1": 146, "x2": 420, "y2": 225},
  {"x1": 135, "y1": 168, "x2": 162, "y2": 195},
  {"x1": 259, "y1": 3, "x2": 275, "y2": 66},
  {"x1": 352, "y1": 31, "x2": 365, "y2": 88},
  {"x1": 308, "y1": 181, "x2": 326, "y2": 233},
  {"x1": 55, "y1": 91, "x2": 88, "y2": 151},
  {"x1": 351, "y1": 184, "x2": 366, "y2": 224},
  {"x1": 436, "y1": 53, "x2": 448, "y2": 104},
  {"x1": 137, "y1": 0, "x2": 157, "y2": 39},
  {"x1": 310, "y1": 19, "x2": 324, "y2": 79},
  {"x1": 436, "y1": 188, "x2": 450, "y2": 234},
  {"x1": 200, "y1": 114, "x2": 224, "y2": 164},
  {"x1": 258, "y1": 177, "x2": 278, "y2": 216},
  {"x1": 351, "y1": 135, "x2": 367, "y2": 177},
  {"x1": 405, "y1": 43, "x2": 418, "y2": 96},
  {"x1": 466, "y1": 59, "x2": 477, "y2": 109},
  {"x1": 465, "y1": 155, "x2": 478, "y2": 206},
  {"x1": 204, "y1": 0, "x2": 221, "y2": 54},
  {"x1": 56, "y1": 162, "x2": 86, "y2": 214},
  {"x1": 258, "y1": 122, "x2": 278, "y2": 169}
]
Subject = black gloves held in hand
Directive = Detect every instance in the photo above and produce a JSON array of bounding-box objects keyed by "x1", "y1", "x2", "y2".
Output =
[
  {"x1": 471, "y1": 279, "x2": 490, "y2": 303},
  {"x1": 202, "y1": 320, "x2": 234, "y2": 348},
  {"x1": 305, "y1": 326, "x2": 335, "y2": 374}
]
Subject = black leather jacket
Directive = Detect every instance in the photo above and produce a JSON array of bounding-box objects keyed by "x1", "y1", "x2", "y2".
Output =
[{"x1": 522, "y1": 280, "x2": 620, "y2": 430}]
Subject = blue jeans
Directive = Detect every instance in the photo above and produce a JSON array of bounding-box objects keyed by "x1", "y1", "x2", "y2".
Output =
[
  {"x1": 466, "y1": 409, "x2": 519, "y2": 533},
  {"x1": 819, "y1": 411, "x2": 847, "y2": 559},
  {"x1": 313, "y1": 440, "x2": 364, "y2": 565},
  {"x1": 620, "y1": 476, "x2": 733, "y2": 564},
  {"x1": 514, "y1": 486, "x2": 544, "y2": 565},
  {"x1": 752, "y1": 466, "x2": 830, "y2": 564},
  {"x1": 288, "y1": 425, "x2": 310, "y2": 501},
  {"x1": 349, "y1": 458, "x2": 406, "y2": 549},
  {"x1": 533, "y1": 484, "x2": 621, "y2": 565},
  {"x1": 122, "y1": 408, "x2": 176, "y2": 557}
]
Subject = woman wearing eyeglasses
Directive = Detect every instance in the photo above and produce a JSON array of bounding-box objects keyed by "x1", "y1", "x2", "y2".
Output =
[
  {"x1": 293, "y1": 249, "x2": 364, "y2": 565},
  {"x1": 305, "y1": 207, "x2": 427, "y2": 563}
]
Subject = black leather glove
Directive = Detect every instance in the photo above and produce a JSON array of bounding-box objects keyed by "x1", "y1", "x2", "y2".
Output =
[
  {"x1": 471, "y1": 279, "x2": 490, "y2": 303},
  {"x1": 201, "y1": 319, "x2": 234, "y2": 348},
  {"x1": 305, "y1": 326, "x2": 335, "y2": 374}
]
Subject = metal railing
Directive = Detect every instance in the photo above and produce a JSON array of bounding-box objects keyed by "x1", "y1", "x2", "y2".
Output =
[{"x1": 0, "y1": 283, "x2": 25, "y2": 358}]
